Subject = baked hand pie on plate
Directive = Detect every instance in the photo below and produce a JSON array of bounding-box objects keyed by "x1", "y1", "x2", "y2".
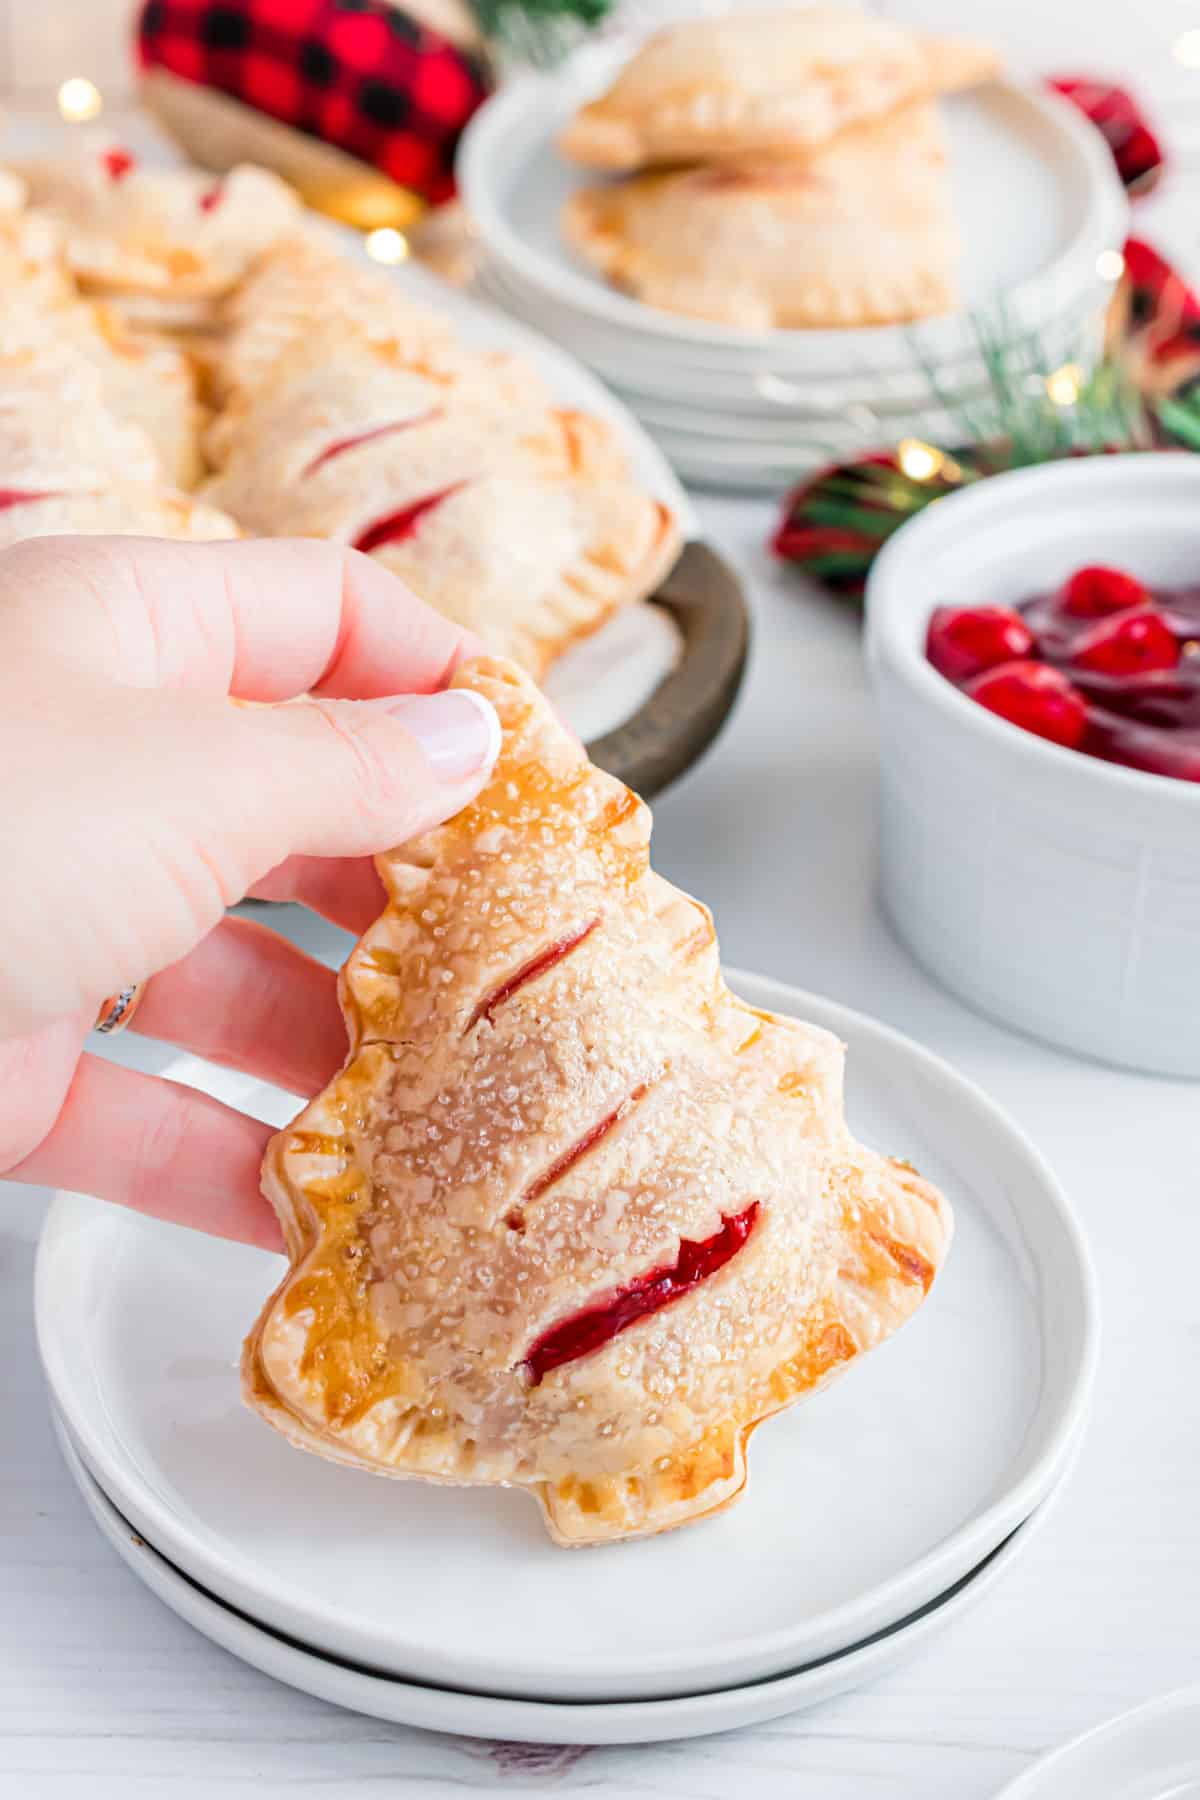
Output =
[
  {"x1": 244, "y1": 658, "x2": 952, "y2": 1546},
  {"x1": 16, "y1": 146, "x2": 300, "y2": 328},
  {"x1": 559, "y1": 4, "x2": 997, "y2": 171},
  {"x1": 564, "y1": 103, "x2": 960, "y2": 328},
  {"x1": 204, "y1": 370, "x2": 678, "y2": 675},
  {"x1": 216, "y1": 234, "x2": 458, "y2": 400},
  {"x1": 0, "y1": 485, "x2": 236, "y2": 550}
]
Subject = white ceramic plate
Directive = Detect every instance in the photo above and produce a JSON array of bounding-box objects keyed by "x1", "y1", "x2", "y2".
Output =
[
  {"x1": 459, "y1": 48, "x2": 1125, "y2": 370},
  {"x1": 36, "y1": 972, "x2": 1097, "y2": 1702},
  {"x1": 997, "y1": 1688, "x2": 1200, "y2": 1799},
  {"x1": 473, "y1": 252, "x2": 1018, "y2": 417},
  {"x1": 57, "y1": 1416, "x2": 1067, "y2": 1747},
  {"x1": 473, "y1": 234, "x2": 1109, "y2": 394}
]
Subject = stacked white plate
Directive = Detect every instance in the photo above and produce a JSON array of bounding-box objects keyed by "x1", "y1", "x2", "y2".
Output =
[
  {"x1": 38, "y1": 972, "x2": 1098, "y2": 1744},
  {"x1": 459, "y1": 44, "x2": 1129, "y2": 492}
]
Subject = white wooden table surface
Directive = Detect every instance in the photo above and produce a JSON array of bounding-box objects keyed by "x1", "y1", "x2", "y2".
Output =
[{"x1": 2, "y1": 491, "x2": 1198, "y2": 1798}]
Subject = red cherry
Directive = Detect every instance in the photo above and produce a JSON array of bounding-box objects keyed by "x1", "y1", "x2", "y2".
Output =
[
  {"x1": 101, "y1": 148, "x2": 135, "y2": 182},
  {"x1": 1073, "y1": 608, "x2": 1180, "y2": 676},
  {"x1": 1058, "y1": 564, "x2": 1150, "y2": 618},
  {"x1": 965, "y1": 660, "x2": 1089, "y2": 749},
  {"x1": 926, "y1": 604, "x2": 1035, "y2": 684}
]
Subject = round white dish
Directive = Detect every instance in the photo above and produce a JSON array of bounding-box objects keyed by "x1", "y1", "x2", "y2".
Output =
[
  {"x1": 865, "y1": 453, "x2": 1200, "y2": 1078},
  {"x1": 996, "y1": 1686, "x2": 1200, "y2": 1799},
  {"x1": 467, "y1": 244, "x2": 1108, "y2": 403},
  {"x1": 459, "y1": 47, "x2": 1125, "y2": 371},
  {"x1": 56, "y1": 1416, "x2": 1066, "y2": 1747},
  {"x1": 473, "y1": 236, "x2": 1110, "y2": 398},
  {"x1": 36, "y1": 972, "x2": 1097, "y2": 1703}
]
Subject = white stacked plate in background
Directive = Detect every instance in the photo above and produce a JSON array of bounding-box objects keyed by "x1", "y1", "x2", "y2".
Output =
[
  {"x1": 459, "y1": 41, "x2": 1129, "y2": 491},
  {"x1": 37, "y1": 973, "x2": 1097, "y2": 1743}
]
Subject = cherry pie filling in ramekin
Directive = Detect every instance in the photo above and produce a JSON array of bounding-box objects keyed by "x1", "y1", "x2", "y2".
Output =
[{"x1": 925, "y1": 564, "x2": 1200, "y2": 782}]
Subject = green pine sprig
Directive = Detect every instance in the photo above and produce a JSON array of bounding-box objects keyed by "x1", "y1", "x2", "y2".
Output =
[{"x1": 472, "y1": 0, "x2": 611, "y2": 67}]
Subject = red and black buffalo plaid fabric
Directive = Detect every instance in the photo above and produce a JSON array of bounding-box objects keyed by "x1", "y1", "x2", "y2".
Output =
[{"x1": 138, "y1": 0, "x2": 492, "y2": 204}]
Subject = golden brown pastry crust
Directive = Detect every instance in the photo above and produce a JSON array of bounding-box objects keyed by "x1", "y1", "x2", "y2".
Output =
[
  {"x1": 559, "y1": 6, "x2": 998, "y2": 171},
  {"x1": 0, "y1": 484, "x2": 236, "y2": 550},
  {"x1": 216, "y1": 233, "x2": 458, "y2": 401},
  {"x1": 564, "y1": 103, "x2": 960, "y2": 329},
  {"x1": 16, "y1": 149, "x2": 301, "y2": 307},
  {"x1": 243, "y1": 658, "x2": 952, "y2": 1546},
  {"x1": 203, "y1": 354, "x2": 680, "y2": 675}
]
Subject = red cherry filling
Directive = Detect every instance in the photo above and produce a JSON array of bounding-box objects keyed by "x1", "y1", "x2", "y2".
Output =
[
  {"x1": 469, "y1": 919, "x2": 599, "y2": 1030},
  {"x1": 1072, "y1": 609, "x2": 1180, "y2": 676},
  {"x1": 1058, "y1": 564, "x2": 1150, "y2": 618},
  {"x1": 926, "y1": 604, "x2": 1034, "y2": 683},
  {"x1": 522, "y1": 1202, "x2": 760, "y2": 1386},
  {"x1": 927, "y1": 566, "x2": 1200, "y2": 781},
  {"x1": 353, "y1": 483, "x2": 465, "y2": 554},
  {"x1": 0, "y1": 488, "x2": 63, "y2": 509},
  {"x1": 198, "y1": 183, "x2": 224, "y2": 213},
  {"x1": 965, "y1": 660, "x2": 1089, "y2": 749},
  {"x1": 101, "y1": 148, "x2": 135, "y2": 182},
  {"x1": 302, "y1": 411, "x2": 442, "y2": 477}
]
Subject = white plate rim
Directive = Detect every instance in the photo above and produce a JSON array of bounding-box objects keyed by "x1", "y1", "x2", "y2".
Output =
[
  {"x1": 458, "y1": 55, "x2": 1126, "y2": 363},
  {"x1": 996, "y1": 1685, "x2": 1200, "y2": 1798},
  {"x1": 36, "y1": 971, "x2": 1099, "y2": 1699},
  {"x1": 56, "y1": 1412, "x2": 1073, "y2": 1746},
  {"x1": 474, "y1": 255, "x2": 1100, "y2": 408},
  {"x1": 473, "y1": 242, "x2": 1109, "y2": 384}
]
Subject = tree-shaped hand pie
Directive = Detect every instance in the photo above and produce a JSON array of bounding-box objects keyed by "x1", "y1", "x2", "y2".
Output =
[{"x1": 244, "y1": 659, "x2": 952, "y2": 1545}]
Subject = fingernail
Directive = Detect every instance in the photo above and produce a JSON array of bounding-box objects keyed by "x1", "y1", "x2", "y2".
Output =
[{"x1": 378, "y1": 689, "x2": 501, "y2": 781}]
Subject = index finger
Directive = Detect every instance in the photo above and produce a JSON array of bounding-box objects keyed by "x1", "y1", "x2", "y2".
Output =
[{"x1": 0, "y1": 534, "x2": 485, "y2": 701}]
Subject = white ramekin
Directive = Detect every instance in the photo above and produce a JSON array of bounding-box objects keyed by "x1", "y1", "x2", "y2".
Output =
[{"x1": 866, "y1": 453, "x2": 1200, "y2": 1078}]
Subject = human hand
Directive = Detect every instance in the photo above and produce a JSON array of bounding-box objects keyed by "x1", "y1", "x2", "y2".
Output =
[{"x1": 0, "y1": 535, "x2": 501, "y2": 1250}]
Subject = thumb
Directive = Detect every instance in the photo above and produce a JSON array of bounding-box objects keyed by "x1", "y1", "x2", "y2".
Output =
[
  {"x1": 241, "y1": 687, "x2": 502, "y2": 862},
  {"x1": 0, "y1": 679, "x2": 504, "y2": 1034}
]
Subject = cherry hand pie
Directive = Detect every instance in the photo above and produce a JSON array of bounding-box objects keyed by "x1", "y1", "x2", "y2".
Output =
[
  {"x1": 559, "y1": 5, "x2": 997, "y2": 171},
  {"x1": 17, "y1": 146, "x2": 301, "y2": 329},
  {"x1": 204, "y1": 355, "x2": 678, "y2": 675},
  {"x1": 244, "y1": 658, "x2": 952, "y2": 1546},
  {"x1": 0, "y1": 484, "x2": 236, "y2": 550},
  {"x1": 565, "y1": 103, "x2": 960, "y2": 329},
  {"x1": 216, "y1": 233, "x2": 458, "y2": 401}
]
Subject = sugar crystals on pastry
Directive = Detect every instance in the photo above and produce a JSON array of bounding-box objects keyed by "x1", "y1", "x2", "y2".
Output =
[
  {"x1": 244, "y1": 658, "x2": 952, "y2": 1547},
  {"x1": 559, "y1": 4, "x2": 998, "y2": 171},
  {"x1": 565, "y1": 103, "x2": 961, "y2": 329}
]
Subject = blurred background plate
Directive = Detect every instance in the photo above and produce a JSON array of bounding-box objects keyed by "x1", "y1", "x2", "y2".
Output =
[
  {"x1": 459, "y1": 53, "x2": 1126, "y2": 367},
  {"x1": 995, "y1": 1686, "x2": 1200, "y2": 1799}
]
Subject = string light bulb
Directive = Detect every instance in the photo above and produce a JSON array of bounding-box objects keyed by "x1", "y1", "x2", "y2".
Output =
[
  {"x1": 1096, "y1": 248, "x2": 1125, "y2": 282},
  {"x1": 1045, "y1": 363, "x2": 1083, "y2": 407},
  {"x1": 57, "y1": 77, "x2": 103, "y2": 123},
  {"x1": 897, "y1": 437, "x2": 944, "y2": 482},
  {"x1": 1173, "y1": 28, "x2": 1200, "y2": 67},
  {"x1": 364, "y1": 226, "x2": 409, "y2": 265}
]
